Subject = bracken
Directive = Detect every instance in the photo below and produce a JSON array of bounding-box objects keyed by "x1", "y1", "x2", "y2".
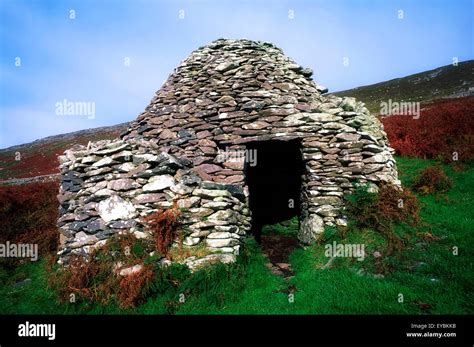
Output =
[
  {"x1": 141, "y1": 202, "x2": 181, "y2": 256},
  {"x1": 345, "y1": 183, "x2": 420, "y2": 254},
  {"x1": 382, "y1": 96, "x2": 474, "y2": 163},
  {"x1": 412, "y1": 166, "x2": 452, "y2": 194},
  {"x1": 0, "y1": 182, "x2": 59, "y2": 257}
]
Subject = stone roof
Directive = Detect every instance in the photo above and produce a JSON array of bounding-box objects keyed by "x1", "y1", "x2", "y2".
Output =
[{"x1": 122, "y1": 38, "x2": 331, "y2": 143}]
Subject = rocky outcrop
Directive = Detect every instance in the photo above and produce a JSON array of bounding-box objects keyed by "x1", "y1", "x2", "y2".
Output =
[{"x1": 57, "y1": 38, "x2": 399, "y2": 266}]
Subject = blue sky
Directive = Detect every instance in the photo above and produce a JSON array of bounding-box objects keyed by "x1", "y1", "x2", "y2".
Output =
[{"x1": 0, "y1": 0, "x2": 472, "y2": 148}]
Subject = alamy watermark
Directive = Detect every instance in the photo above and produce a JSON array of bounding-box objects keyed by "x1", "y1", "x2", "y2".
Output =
[
  {"x1": 216, "y1": 147, "x2": 258, "y2": 167},
  {"x1": 380, "y1": 99, "x2": 420, "y2": 119},
  {"x1": 0, "y1": 241, "x2": 38, "y2": 261},
  {"x1": 55, "y1": 99, "x2": 96, "y2": 119},
  {"x1": 325, "y1": 241, "x2": 365, "y2": 261},
  {"x1": 18, "y1": 321, "x2": 55, "y2": 340}
]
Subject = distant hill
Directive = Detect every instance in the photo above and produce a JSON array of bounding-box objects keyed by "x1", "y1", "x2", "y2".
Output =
[
  {"x1": 333, "y1": 60, "x2": 474, "y2": 113},
  {"x1": 0, "y1": 123, "x2": 128, "y2": 181}
]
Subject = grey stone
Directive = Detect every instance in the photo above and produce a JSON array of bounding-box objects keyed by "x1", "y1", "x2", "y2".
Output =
[
  {"x1": 192, "y1": 188, "x2": 231, "y2": 199},
  {"x1": 298, "y1": 214, "x2": 324, "y2": 245},
  {"x1": 119, "y1": 264, "x2": 144, "y2": 276},
  {"x1": 206, "y1": 238, "x2": 238, "y2": 248},
  {"x1": 108, "y1": 178, "x2": 139, "y2": 191},
  {"x1": 142, "y1": 175, "x2": 176, "y2": 192},
  {"x1": 97, "y1": 195, "x2": 136, "y2": 222},
  {"x1": 183, "y1": 237, "x2": 201, "y2": 246},
  {"x1": 215, "y1": 61, "x2": 239, "y2": 72},
  {"x1": 133, "y1": 193, "x2": 167, "y2": 204},
  {"x1": 92, "y1": 157, "x2": 114, "y2": 167},
  {"x1": 207, "y1": 232, "x2": 232, "y2": 239},
  {"x1": 69, "y1": 231, "x2": 99, "y2": 249},
  {"x1": 336, "y1": 133, "x2": 361, "y2": 142},
  {"x1": 85, "y1": 218, "x2": 107, "y2": 233},
  {"x1": 178, "y1": 197, "x2": 201, "y2": 209},
  {"x1": 202, "y1": 201, "x2": 231, "y2": 210},
  {"x1": 110, "y1": 220, "x2": 137, "y2": 229}
]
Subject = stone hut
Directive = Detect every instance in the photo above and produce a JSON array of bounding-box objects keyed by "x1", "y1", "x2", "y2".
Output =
[{"x1": 57, "y1": 39, "x2": 400, "y2": 268}]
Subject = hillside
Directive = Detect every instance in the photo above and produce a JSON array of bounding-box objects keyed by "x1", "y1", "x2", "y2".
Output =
[
  {"x1": 333, "y1": 60, "x2": 474, "y2": 113},
  {"x1": 0, "y1": 123, "x2": 128, "y2": 181}
]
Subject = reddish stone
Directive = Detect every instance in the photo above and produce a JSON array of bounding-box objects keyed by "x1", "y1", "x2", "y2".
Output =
[
  {"x1": 159, "y1": 129, "x2": 176, "y2": 139},
  {"x1": 259, "y1": 108, "x2": 294, "y2": 116},
  {"x1": 198, "y1": 139, "x2": 217, "y2": 147},
  {"x1": 223, "y1": 175, "x2": 244, "y2": 183},
  {"x1": 196, "y1": 130, "x2": 212, "y2": 139},
  {"x1": 163, "y1": 119, "x2": 181, "y2": 127},
  {"x1": 133, "y1": 193, "x2": 167, "y2": 204},
  {"x1": 296, "y1": 103, "x2": 311, "y2": 111},
  {"x1": 200, "y1": 146, "x2": 217, "y2": 155},
  {"x1": 193, "y1": 167, "x2": 213, "y2": 181},
  {"x1": 242, "y1": 121, "x2": 270, "y2": 130},
  {"x1": 218, "y1": 169, "x2": 243, "y2": 176},
  {"x1": 194, "y1": 164, "x2": 223, "y2": 174},
  {"x1": 261, "y1": 116, "x2": 283, "y2": 123},
  {"x1": 223, "y1": 159, "x2": 244, "y2": 170}
]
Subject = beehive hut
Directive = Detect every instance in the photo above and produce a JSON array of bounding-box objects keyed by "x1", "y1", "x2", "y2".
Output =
[{"x1": 57, "y1": 39, "x2": 400, "y2": 268}]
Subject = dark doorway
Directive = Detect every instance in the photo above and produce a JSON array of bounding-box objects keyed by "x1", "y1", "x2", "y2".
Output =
[{"x1": 245, "y1": 140, "x2": 303, "y2": 243}]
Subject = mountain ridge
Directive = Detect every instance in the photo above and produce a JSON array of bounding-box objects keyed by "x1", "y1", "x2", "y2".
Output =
[{"x1": 332, "y1": 60, "x2": 474, "y2": 113}]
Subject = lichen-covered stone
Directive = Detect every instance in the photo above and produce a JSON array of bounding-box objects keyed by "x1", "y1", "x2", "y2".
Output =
[
  {"x1": 142, "y1": 175, "x2": 175, "y2": 192},
  {"x1": 298, "y1": 214, "x2": 325, "y2": 244},
  {"x1": 97, "y1": 195, "x2": 136, "y2": 222}
]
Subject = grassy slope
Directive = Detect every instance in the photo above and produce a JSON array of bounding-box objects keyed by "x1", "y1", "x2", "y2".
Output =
[
  {"x1": 332, "y1": 60, "x2": 474, "y2": 113},
  {"x1": 0, "y1": 156, "x2": 472, "y2": 314}
]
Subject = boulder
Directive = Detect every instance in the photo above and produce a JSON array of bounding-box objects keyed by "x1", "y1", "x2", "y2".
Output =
[{"x1": 298, "y1": 214, "x2": 325, "y2": 245}]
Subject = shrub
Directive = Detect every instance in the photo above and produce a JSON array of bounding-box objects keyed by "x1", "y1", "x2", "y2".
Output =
[
  {"x1": 382, "y1": 96, "x2": 474, "y2": 163},
  {"x1": 377, "y1": 184, "x2": 420, "y2": 225},
  {"x1": 49, "y1": 233, "x2": 157, "y2": 308},
  {"x1": 141, "y1": 202, "x2": 181, "y2": 256},
  {"x1": 344, "y1": 184, "x2": 379, "y2": 228},
  {"x1": 16, "y1": 228, "x2": 59, "y2": 256},
  {"x1": 49, "y1": 202, "x2": 185, "y2": 309},
  {"x1": 0, "y1": 182, "x2": 59, "y2": 266},
  {"x1": 0, "y1": 181, "x2": 58, "y2": 242},
  {"x1": 48, "y1": 234, "x2": 256, "y2": 311},
  {"x1": 345, "y1": 183, "x2": 420, "y2": 254},
  {"x1": 118, "y1": 266, "x2": 155, "y2": 308},
  {"x1": 49, "y1": 254, "x2": 117, "y2": 305},
  {"x1": 412, "y1": 166, "x2": 452, "y2": 194}
]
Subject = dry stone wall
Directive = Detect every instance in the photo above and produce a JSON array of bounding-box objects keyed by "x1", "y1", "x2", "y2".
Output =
[{"x1": 57, "y1": 39, "x2": 400, "y2": 267}]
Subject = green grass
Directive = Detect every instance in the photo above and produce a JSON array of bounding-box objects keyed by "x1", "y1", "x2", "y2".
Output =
[
  {"x1": 0, "y1": 156, "x2": 472, "y2": 314},
  {"x1": 261, "y1": 216, "x2": 299, "y2": 236}
]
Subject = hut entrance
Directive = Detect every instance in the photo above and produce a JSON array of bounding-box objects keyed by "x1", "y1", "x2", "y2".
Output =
[{"x1": 245, "y1": 139, "x2": 303, "y2": 244}]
